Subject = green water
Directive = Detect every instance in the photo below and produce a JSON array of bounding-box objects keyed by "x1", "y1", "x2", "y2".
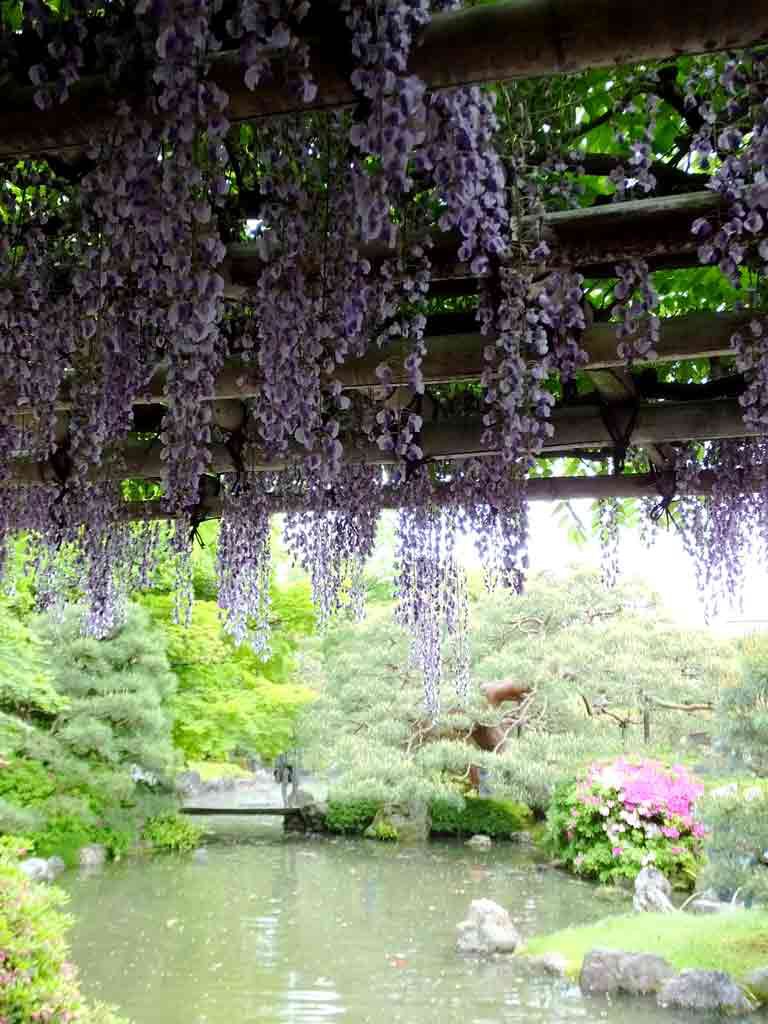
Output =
[{"x1": 63, "y1": 819, "x2": 721, "y2": 1024}]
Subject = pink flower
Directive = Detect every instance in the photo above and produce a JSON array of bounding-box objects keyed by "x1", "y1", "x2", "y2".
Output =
[
  {"x1": 611, "y1": 846, "x2": 623, "y2": 857},
  {"x1": 661, "y1": 826, "x2": 680, "y2": 839}
]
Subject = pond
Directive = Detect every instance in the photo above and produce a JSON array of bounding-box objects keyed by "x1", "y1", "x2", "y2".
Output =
[{"x1": 63, "y1": 818, "x2": 719, "y2": 1024}]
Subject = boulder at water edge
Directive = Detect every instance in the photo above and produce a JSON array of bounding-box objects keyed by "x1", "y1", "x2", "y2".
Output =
[
  {"x1": 580, "y1": 948, "x2": 675, "y2": 995},
  {"x1": 18, "y1": 857, "x2": 55, "y2": 883},
  {"x1": 633, "y1": 866, "x2": 674, "y2": 913},
  {"x1": 46, "y1": 856, "x2": 66, "y2": 879},
  {"x1": 465, "y1": 834, "x2": 492, "y2": 849},
  {"x1": 456, "y1": 898, "x2": 521, "y2": 955},
  {"x1": 657, "y1": 970, "x2": 754, "y2": 1015},
  {"x1": 364, "y1": 802, "x2": 430, "y2": 843}
]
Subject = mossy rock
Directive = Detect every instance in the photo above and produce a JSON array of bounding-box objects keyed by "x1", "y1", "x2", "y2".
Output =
[
  {"x1": 429, "y1": 797, "x2": 532, "y2": 839},
  {"x1": 364, "y1": 803, "x2": 429, "y2": 843}
]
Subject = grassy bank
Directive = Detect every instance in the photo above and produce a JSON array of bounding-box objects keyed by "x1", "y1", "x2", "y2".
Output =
[{"x1": 523, "y1": 910, "x2": 768, "y2": 979}]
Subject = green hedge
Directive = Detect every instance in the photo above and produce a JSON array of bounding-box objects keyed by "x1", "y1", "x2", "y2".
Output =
[
  {"x1": 428, "y1": 797, "x2": 532, "y2": 838},
  {"x1": 325, "y1": 799, "x2": 380, "y2": 834},
  {"x1": 324, "y1": 796, "x2": 532, "y2": 838}
]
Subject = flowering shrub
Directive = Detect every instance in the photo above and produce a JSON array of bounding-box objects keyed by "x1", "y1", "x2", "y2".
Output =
[
  {"x1": 546, "y1": 759, "x2": 707, "y2": 886},
  {"x1": 0, "y1": 839, "x2": 127, "y2": 1024}
]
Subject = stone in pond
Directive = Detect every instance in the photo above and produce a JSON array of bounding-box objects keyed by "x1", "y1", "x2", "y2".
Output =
[
  {"x1": 524, "y1": 953, "x2": 568, "y2": 977},
  {"x1": 46, "y1": 856, "x2": 66, "y2": 879},
  {"x1": 456, "y1": 898, "x2": 520, "y2": 955},
  {"x1": 78, "y1": 843, "x2": 106, "y2": 868},
  {"x1": 465, "y1": 834, "x2": 492, "y2": 849},
  {"x1": 579, "y1": 949, "x2": 675, "y2": 995},
  {"x1": 633, "y1": 866, "x2": 674, "y2": 913},
  {"x1": 18, "y1": 857, "x2": 55, "y2": 883},
  {"x1": 364, "y1": 802, "x2": 430, "y2": 843},
  {"x1": 657, "y1": 969, "x2": 754, "y2": 1014}
]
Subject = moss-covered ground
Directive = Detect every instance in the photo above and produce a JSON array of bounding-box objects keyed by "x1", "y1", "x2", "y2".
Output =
[{"x1": 523, "y1": 910, "x2": 768, "y2": 980}]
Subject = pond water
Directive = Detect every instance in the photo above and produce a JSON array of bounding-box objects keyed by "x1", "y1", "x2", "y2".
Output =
[{"x1": 64, "y1": 818, "x2": 721, "y2": 1024}]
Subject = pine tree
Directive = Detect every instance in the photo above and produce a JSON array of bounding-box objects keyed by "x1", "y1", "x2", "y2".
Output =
[{"x1": 41, "y1": 605, "x2": 177, "y2": 779}]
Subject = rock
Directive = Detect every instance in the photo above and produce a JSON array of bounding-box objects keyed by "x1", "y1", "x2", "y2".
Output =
[
  {"x1": 78, "y1": 844, "x2": 106, "y2": 868},
  {"x1": 686, "y1": 897, "x2": 735, "y2": 915},
  {"x1": 509, "y1": 831, "x2": 534, "y2": 845},
  {"x1": 456, "y1": 898, "x2": 521, "y2": 955},
  {"x1": 658, "y1": 970, "x2": 754, "y2": 1015},
  {"x1": 295, "y1": 800, "x2": 329, "y2": 834},
  {"x1": 633, "y1": 866, "x2": 674, "y2": 913},
  {"x1": 580, "y1": 948, "x2": 675, "y2": 996},
  {"x1": 46, "y1": 856, "x2": 66, "y2": 879},
  {"x1": 286, "y1": 788, "x2": 314, "y2": 808},
  {"x1": 465, "y1": 834, "x2": 492, "y2": 849},
  {"x1": 175, "y1": 770, "x2": 202, "y2": 795},
  {"x1": 524, "y1": 953, "x2": 568, "y2": 978},
  {"x1": 711, "y1": 783, "x2": 739, "y2": 799},
  {"x1": 18, "y1": 857, "x2": 55, "y2": 883},
  {"x1": 743, "y1": 967, "x2": 768, "y2": 1004},
  {"x1": 364, "y1": 802, "x2": 430, "y2": 843}
]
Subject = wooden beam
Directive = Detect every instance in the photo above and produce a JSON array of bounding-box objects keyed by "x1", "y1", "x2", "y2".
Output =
[
  {"x1": 224, "y1": 192, "x2": 721, "y2": 297},
  {"x1": 5, "y1": 398, "x2": 755, "y2": 484},
  {"x1": 2, "y1": 2, "x2": 767, "y2": 161},
  {"x1": 6, "y1": 311, "x2": 742, "y2": 415},
  {"x1": 110, "y1": 466, "x2": 765, "y2": 522}
]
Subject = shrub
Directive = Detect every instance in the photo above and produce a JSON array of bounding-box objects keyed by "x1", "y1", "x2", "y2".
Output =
[
  {"x1": 429, "y1": 797, "x2": 532, "y2": 837},
  {"x1": 367, "y1": 819, "x2": 399, "y2": 841},
  {"x1": 0, "y1": 756, "x2": 57, "y2": 805},
  {"x1": 546, "y1": 758, "x2": 706, "y2": 886},
  {"x1": 30, "y1": 813, "x2": 99, "y2": 866},
  {"x1": 141, "y1": 814, "x2": 203, "y2": 853},
  {"x1": 0, "y1": 845, "x2": 128, "y2": 1023},
  {"x1": 697, "y1": 782, "x2": 768, "y2": 905},
  {"x1": 325, "y1": 799, "x2": 380, "y2": 834}
]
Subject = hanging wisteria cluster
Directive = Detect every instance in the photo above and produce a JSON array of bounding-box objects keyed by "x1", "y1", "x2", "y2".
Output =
[{"x1": 1, "y1": 2, "x2": 768, "y2": 709}]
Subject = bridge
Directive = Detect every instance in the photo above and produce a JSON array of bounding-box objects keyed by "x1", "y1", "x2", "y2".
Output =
[{"x1": 180, "y1": 805, "x2": 303, "y2": 817}]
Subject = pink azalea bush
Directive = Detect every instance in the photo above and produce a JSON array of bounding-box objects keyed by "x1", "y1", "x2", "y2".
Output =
[{"x1": 546, "y1": 758, "x2": 707, "y2": 886}]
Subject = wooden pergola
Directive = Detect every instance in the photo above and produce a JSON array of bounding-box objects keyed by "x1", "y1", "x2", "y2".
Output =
[{"x1": 2, "y1": 0, "x2": 768, "y2": 519}]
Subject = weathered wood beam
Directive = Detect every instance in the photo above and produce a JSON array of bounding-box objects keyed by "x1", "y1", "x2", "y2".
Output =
[
  {"x1": 5, "y1": 312, "x2": 745, "y2": 431},
  {"x1": 224, "y1": 192, "x2": 721, "y2": 297},
  {"x1": 112, "y1": 466, "x2": 763, "y2": 521},
  {"x1": 2, "y1": 2, "x2": 767, "y2": 161},
  {"x1": 5, "y1": 398, "x2": 754, "y2": 484}
]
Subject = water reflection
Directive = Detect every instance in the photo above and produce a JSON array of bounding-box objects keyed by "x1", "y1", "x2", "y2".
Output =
[{"x1": 64, "y1": 823, "x2": 731, "y2": 1024}]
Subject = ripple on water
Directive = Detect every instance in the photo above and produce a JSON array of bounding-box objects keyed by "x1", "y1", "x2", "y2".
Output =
[{"x1": 63, "y1": 830, "x2": 729, "y2": 1024}]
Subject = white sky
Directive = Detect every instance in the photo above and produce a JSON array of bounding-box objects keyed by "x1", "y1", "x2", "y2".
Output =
[{"x1": 518, "y1": 501, "x2": 768, "y2": 635}]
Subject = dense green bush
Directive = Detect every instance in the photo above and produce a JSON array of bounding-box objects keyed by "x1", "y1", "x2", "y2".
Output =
[
  {"x1": 698, "y1": 783, "x2": 768, "y2": 905},
  {"x1": 325, "y1": 799, "x2": 381, "y2": 834},
  {"x1": 0, "y1": 842, "x2": 128, "y2": 1023},
  {"x1": 429, "y1": 797, "x2": 532, "y2": 837},
  {"x1": 141, "y1": 814, "x2": 203, "y2": 853}
]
